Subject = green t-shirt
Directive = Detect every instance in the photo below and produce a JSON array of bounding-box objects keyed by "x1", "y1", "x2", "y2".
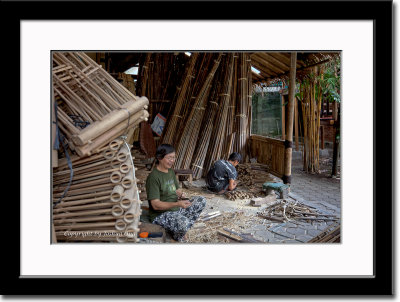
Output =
[{"x1": 146, "y1": 167, "x2": 180, "y2": 222}]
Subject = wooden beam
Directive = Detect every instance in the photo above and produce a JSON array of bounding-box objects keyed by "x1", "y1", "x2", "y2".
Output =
[
  {"x1": 281, "y1": 94, "x2": 285, "y2": 140},
  {"x1": 295, "y1": 97, "x2": 299, "y2": 151}
]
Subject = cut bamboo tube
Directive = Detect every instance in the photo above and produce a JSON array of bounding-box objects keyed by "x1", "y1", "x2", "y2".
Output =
[
  {"x1": 103, "y1": 148, "x2": 116, "y2": 160},
  {"x1": 53, "y1": 208, "x2": 112, "y2": 219},
  {"x1": 73, "y1": 110, "x2": 149, "y2": 157},
  {"x1": 111, "y1": 204, "x2": 124, "y2": 217},
  {"x1": 71, "y1": 97, "x2": 149, "y2": 146},
  {"x1": 110, "y1": 185, "x2": 124, "y2": 202},
  {"x1": 54, "y1": 215, "x2": 116, "y2": 224},
  {"x1": 121, "y1": 176, "x2": 134, "y2": 189},
  {"x1": 53, "y1": 195, "x2": 110, "y2": 208},
  {"x1": 109, "y1": 138, "x2": 123, "y2": 151},
  {"x1": 110, "y1": 171, "x2": 122, "y2": 183},
  {"x1": 53, "y1": 201, "x2": 114, "y2": 213},
  {"x1": 115, "y1": 219, "x2": 127, "y2": 231},
  {"x1": 120, "y1": 197, "x2": 133, "y2": 210}
]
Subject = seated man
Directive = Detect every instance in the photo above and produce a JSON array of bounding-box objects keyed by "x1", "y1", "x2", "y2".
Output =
[
  {"x1": 146, "y1": 144, "x2": 206, "y2": 242},
  {"x1": 206, "y1": 152, "x2": 241, "y2": 194}
]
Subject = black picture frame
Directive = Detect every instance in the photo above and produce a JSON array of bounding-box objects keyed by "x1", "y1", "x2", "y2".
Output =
[{"x1": 4, "y1": 0, "x2": 393, "y2": 296}]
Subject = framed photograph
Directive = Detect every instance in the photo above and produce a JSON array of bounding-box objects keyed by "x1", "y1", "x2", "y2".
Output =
[{"x1": 5, "y1": 0, "x2": 393, "y2": 296}]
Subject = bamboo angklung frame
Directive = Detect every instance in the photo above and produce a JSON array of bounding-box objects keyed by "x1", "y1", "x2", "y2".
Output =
[
  {"x1": 52, "y1": 51, "x2": 149, "y2": 158},
  {"x1": 53, "y1": 138, "x2": 142, "y2": 242}
]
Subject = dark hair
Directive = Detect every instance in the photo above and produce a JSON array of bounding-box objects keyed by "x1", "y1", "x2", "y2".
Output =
[
  {"x1": 228, "y1": 152, "x2": 242, "y2": 163},
  {"x1": 155, "y1": 144, "x2": 175, "y2": 165}
]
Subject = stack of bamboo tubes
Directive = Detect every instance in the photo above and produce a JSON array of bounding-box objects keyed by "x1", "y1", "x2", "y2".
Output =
[
  {"x1": 53, "y1": 138, "x2": 142, "y2": 242},
  {"x1": 52, "y1": 52, "x2": 149, "y2": 158}
]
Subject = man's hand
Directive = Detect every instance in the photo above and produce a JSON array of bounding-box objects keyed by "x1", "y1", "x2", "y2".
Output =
[
  {"x1": 176, "y1": 190, "x2": 186, "y2": 199},
  {"x1": 177, "y1": 200, "x2": 191, "y2": 209},
  {"x1": 228, "y1": 179, "x2": 238, "y2": 191}
]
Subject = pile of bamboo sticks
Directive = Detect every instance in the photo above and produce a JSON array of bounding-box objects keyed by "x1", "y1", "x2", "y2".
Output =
[
  {"x1": 53, "y1": 138, "x2": 142, "y2": 242},
  {"x1": 52, "y1": 52, "x2": 149, "y2": 158},
  {"x1": 236, "y1": 163, "x2": 274, "y2": 188},
  {"x1": 258, "y1": 199, "x2": 339, "y2": 223}
]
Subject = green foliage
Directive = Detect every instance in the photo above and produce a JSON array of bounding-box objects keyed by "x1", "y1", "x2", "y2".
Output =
[{"x1": 321, "y1": 58, "x2": 341, "y2": 103}]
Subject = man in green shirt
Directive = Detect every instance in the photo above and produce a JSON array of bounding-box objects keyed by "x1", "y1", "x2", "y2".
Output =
[{"x1": 146, "y1": 144, "x2": 206, "y2": 242}]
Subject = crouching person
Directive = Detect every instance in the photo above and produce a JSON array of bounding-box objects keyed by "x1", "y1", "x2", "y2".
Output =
[{"x1": 145, "y1": 144, "x2": 206, "y2": 242}]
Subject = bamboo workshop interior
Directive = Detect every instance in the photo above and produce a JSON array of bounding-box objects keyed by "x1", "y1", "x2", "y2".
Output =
[{"x1": 52, "y1": 51, "x2": 340, "y2": 243}]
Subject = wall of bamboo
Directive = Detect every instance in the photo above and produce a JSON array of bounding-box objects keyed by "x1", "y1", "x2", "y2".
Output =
[{"x1": 249, "y1": 135, "x2": 285, "y2": 178}]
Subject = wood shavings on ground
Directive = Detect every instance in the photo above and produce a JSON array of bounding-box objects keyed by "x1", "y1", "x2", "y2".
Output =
[{"x1": 186, "y1": 211, "x2": 262, "y2": 243}]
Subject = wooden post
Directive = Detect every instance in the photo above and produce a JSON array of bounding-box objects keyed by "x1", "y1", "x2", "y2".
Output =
[
  {"x1": 281, "y1": 94, "x2": 285, "y2": 140},
  {"x1": 332, "y1": 104, "x2": 340, "y2": 177},
  {"x1": 294, "y1": 97, "x2": 299, "y2": 151},
  {"x1": 52, "y1": 95, "x2": 59, "y2": 168},
  {"x1": 283, "y1": 52, "x2": 297, "y2": 185},
  {"x1": 320, "y1": 125, "x2": 325, "y2": 149},
  {"x1": 52, "y1": 223, "x2": 57, "y2": 243}
]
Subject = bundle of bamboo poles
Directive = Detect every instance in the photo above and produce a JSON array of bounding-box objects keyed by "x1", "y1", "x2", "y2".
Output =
[
  {"x1": 298, "y1": 67, "x2": 323, "y2": 173},
  {"x1": 234, "y1": 53, "x2": 252, "y2": 160},
  {"x1": 174, "y1": 53, "x2": 223, "y2": 170},
  {"x1": 52, "y1": 52, "x2": 149, "y2": 158},
  {"x1": 53, "y1": 138, "x2": 142, "y2": 242},
  {"x1": 222, "y1": 54, "x2": 238, "y2": 159}
]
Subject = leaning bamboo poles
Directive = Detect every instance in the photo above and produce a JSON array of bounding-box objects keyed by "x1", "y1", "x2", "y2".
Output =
[
  {"x1": 202, "y1": 53, "x2": 235, "y2": 176},
  {"x1": 190, "y1": 64, "x2": 224, "y2": 179},
  {"x1": 161, "y1": 53, "x2": 199, "y2": 145},
  {"x1": 53, "y1": 137, "x2": 142, "y2": 243},
  {"x1": 174, "y1": 53, "x2": 223, "y2": 170}
]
